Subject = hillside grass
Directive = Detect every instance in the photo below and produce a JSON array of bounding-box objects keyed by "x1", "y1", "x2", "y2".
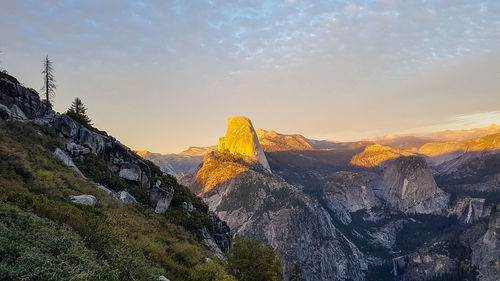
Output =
[{"x1": 0, "y1": 119, "x2": 231, "y2": 281}]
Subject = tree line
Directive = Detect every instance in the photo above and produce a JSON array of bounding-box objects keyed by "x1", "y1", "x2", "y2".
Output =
[{"x1": 1, "y1": 52, "x2": 93, "y2": 129}]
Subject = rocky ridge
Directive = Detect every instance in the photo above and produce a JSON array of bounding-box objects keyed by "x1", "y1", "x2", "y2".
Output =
[
  {"x1": 255, "y1": 129, "x2": 313, "y2": 152},
  {"x1": 350, "y1": 144, "x2": 415, "y2": 168},
  {"x1": 0, "y1": 76, "x2": 231, "y2": 257}
]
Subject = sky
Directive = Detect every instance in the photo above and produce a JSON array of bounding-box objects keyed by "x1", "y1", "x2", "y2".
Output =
[{"x1": 1, "y1": 0, "x2": 499, "y2": 153}]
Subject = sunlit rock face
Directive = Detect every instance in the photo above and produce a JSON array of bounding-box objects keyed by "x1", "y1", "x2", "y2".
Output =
[
  {"x1": 191, "y1": 151, "x2": 249, "y2": 195},
  {"x1": 350, "y1": 144, "x2": 415, "y2": 167},
  {"x1": 255, "y1": 129, "x2": 313, "y2": 152},
  {"x1": 217, "y1": 116, "x2": 271, "y2": 172},
  {"x1": 418, "y1": 133, "x2": 500, "y2": 165}
]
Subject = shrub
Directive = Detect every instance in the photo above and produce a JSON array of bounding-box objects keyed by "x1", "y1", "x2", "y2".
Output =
[
  {"x1": 227, "y1": 237, "x2": 283, "y2": 281},
  {"x1": 190, "y1": 262, "x2": 237, "y2": 281},
  {"x1": 73, "y1": 154, "x2": 128, "y2": 191}
]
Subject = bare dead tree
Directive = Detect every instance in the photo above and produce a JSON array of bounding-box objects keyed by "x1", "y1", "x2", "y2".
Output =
[{"x1": 41, "y1": 55, "x2": 56, "y2": 106}]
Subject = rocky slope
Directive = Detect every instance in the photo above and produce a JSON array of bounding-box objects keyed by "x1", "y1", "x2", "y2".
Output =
[{"x1": 0, "y1": 75, "x2": 232, "y2": 267}]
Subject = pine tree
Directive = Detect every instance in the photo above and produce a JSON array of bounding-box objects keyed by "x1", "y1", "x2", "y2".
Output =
[
  {"x1": 41, "y1": 55, "x2": 56, "y2": 106},
  {"x1": 290, "y1": 264, "x2": 305, "y2": 281},
  {"x1": 66, "y1": 97, "x2": 93, "y2": 127}
]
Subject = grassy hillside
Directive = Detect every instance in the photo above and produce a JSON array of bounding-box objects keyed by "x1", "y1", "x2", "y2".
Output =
[{"x1": 0, "y1": 119, "x2": 228, "y2": 280}]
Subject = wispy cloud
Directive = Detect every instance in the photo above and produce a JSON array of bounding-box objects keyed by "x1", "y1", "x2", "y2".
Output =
[{"x1": 0, "y1": 1, "x2": 499, "y2": 153}]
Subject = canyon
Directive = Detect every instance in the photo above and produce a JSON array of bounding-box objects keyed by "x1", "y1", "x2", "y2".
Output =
[{"x1": 146, "y1": 116, "x2": 500, "y2": 281}]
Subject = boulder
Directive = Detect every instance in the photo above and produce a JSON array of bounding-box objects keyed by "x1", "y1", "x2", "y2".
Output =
[
  {"x1": 70, "y1": 195, "x2": 96, "y2": 206},
  {"x1": 118, "y1": 191, "x2": 137, "y2": 204},
  {"x1": 150, "y1": 187, "x2": 174, "y2": 214},
  {"x1": 54, "y1": 148, "x2": 83, "y2": 176},
  {"x1": 97, "y1": 184, "x2": 116, "y2": 196},
  {"x1": 0, "y1": 103, "x2": 11, "y2": 119},
  {"x1": 10, "y1": 104, "x2": 27, "y2": 120},
  {"x1": 118, "y1": 163, "x2": 142, "y2": 182}
]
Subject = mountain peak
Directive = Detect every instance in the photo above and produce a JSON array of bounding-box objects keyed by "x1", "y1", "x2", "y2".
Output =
[
  {"x1": 217, "y1": 116, "x2": 271, "y2": 172},
  {"x1": 351, "y1": 144, "x2": 415, "y2": 167}
]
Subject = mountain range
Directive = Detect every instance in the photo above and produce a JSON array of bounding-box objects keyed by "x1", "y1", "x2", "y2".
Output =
[
  {"x1": 1, "y1": 70, "x2": 498, "y2": 281},
  {"x1": 143, "y1": 116, "x2": 500, "y2": 281}
]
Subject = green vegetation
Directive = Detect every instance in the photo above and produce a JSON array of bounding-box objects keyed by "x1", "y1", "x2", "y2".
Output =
[
  {"x1": 227, "y1": 237, "x2": 283, "y2": 281},
  {"x1": 0, "y1": 118, "x2": 282, "y2": 281},
  {"x1": 64, "y1": 97, "x2": 108, "y2": 135},
  {"x1": 289, "y1": 264, "x2": 305, "y2": 281},
  {"x1": 0, "y1": 203, "x2": 114, "y2": 281},
  {"x1": 66, "y1": 97, "x2": 93, "y2": 127},
  {"x1": 0, "y1": 120, "x2": 212, "y2": 280},
  {"x1": 73, "y1": 154, "x2": 128, "y2": 191},
  {"x1": 190, "y1": 262, "x2": 237, "y2": 281},
  {"x1": 395, "y1": 214, "x2": 459, "y2": 254}
]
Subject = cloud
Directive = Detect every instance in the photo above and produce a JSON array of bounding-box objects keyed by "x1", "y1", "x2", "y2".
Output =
[{"x1": 1, "y1": 0, "x2": 499, "y2": 153}]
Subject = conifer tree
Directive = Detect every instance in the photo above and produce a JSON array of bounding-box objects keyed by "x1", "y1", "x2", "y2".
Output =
[
  {"x1": 290, "y1": 264, "x2": 305, "y2": 281},
  {"x1": 41, "y1": 55, "x2": 56, "y2": 106},
  {"x1": 66, "y1": 97, "x2": 92, "y2": 127}
]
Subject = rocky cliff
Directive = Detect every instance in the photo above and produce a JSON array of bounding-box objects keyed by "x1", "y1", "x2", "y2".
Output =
[
  {"x1": 217, "y1": 116, "x2": 271, "y2": 172},
  {"x1": 194, "y1": 161, "x2": 367, "y2": 281},
  {"x1": 379, "y1": 156, "x2": 449, "y2": 214}
]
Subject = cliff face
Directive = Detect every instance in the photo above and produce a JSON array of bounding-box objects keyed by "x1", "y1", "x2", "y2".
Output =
[
  {"x1": 197, "y1": 163, "x2": 367, "y2": 281},
  {"x1": 217, "y1": 116, "x2": 271, "y2": 172},
  {"x1": 379, "y1": 156, "x2": 448, "y2": 214},
  {"x1": 319, "y1": 171, "x2": 380, "y2": 224},
  {"x1": 471, "y1": 203, "x2": 500, "y2": 281}
]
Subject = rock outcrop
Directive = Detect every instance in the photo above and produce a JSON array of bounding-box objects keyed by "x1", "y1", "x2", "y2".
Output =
[
  {"x1": 448, "y1": 197, "x2": 491, "y2": 224},
  {"x1": 379, "y1": 156, "x2": 448, "y2": 214},
  {"x1": 70, "y1": 195, "x2": 96, "y2": 206},
  {"x1": 217, "y1": 116, "x2": 271, "y2": 172},
  {"x1": 471, "y1": 204, "x2": 500, "y2": 281},
  {"x1": 319, "y1": 171, "x2": 380, "y2": 224}
]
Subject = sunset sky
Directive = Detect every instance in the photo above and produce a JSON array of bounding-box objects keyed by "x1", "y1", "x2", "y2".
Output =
[{"x1": 1, "y1": 0, "x2": 499, "y2": 153}]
